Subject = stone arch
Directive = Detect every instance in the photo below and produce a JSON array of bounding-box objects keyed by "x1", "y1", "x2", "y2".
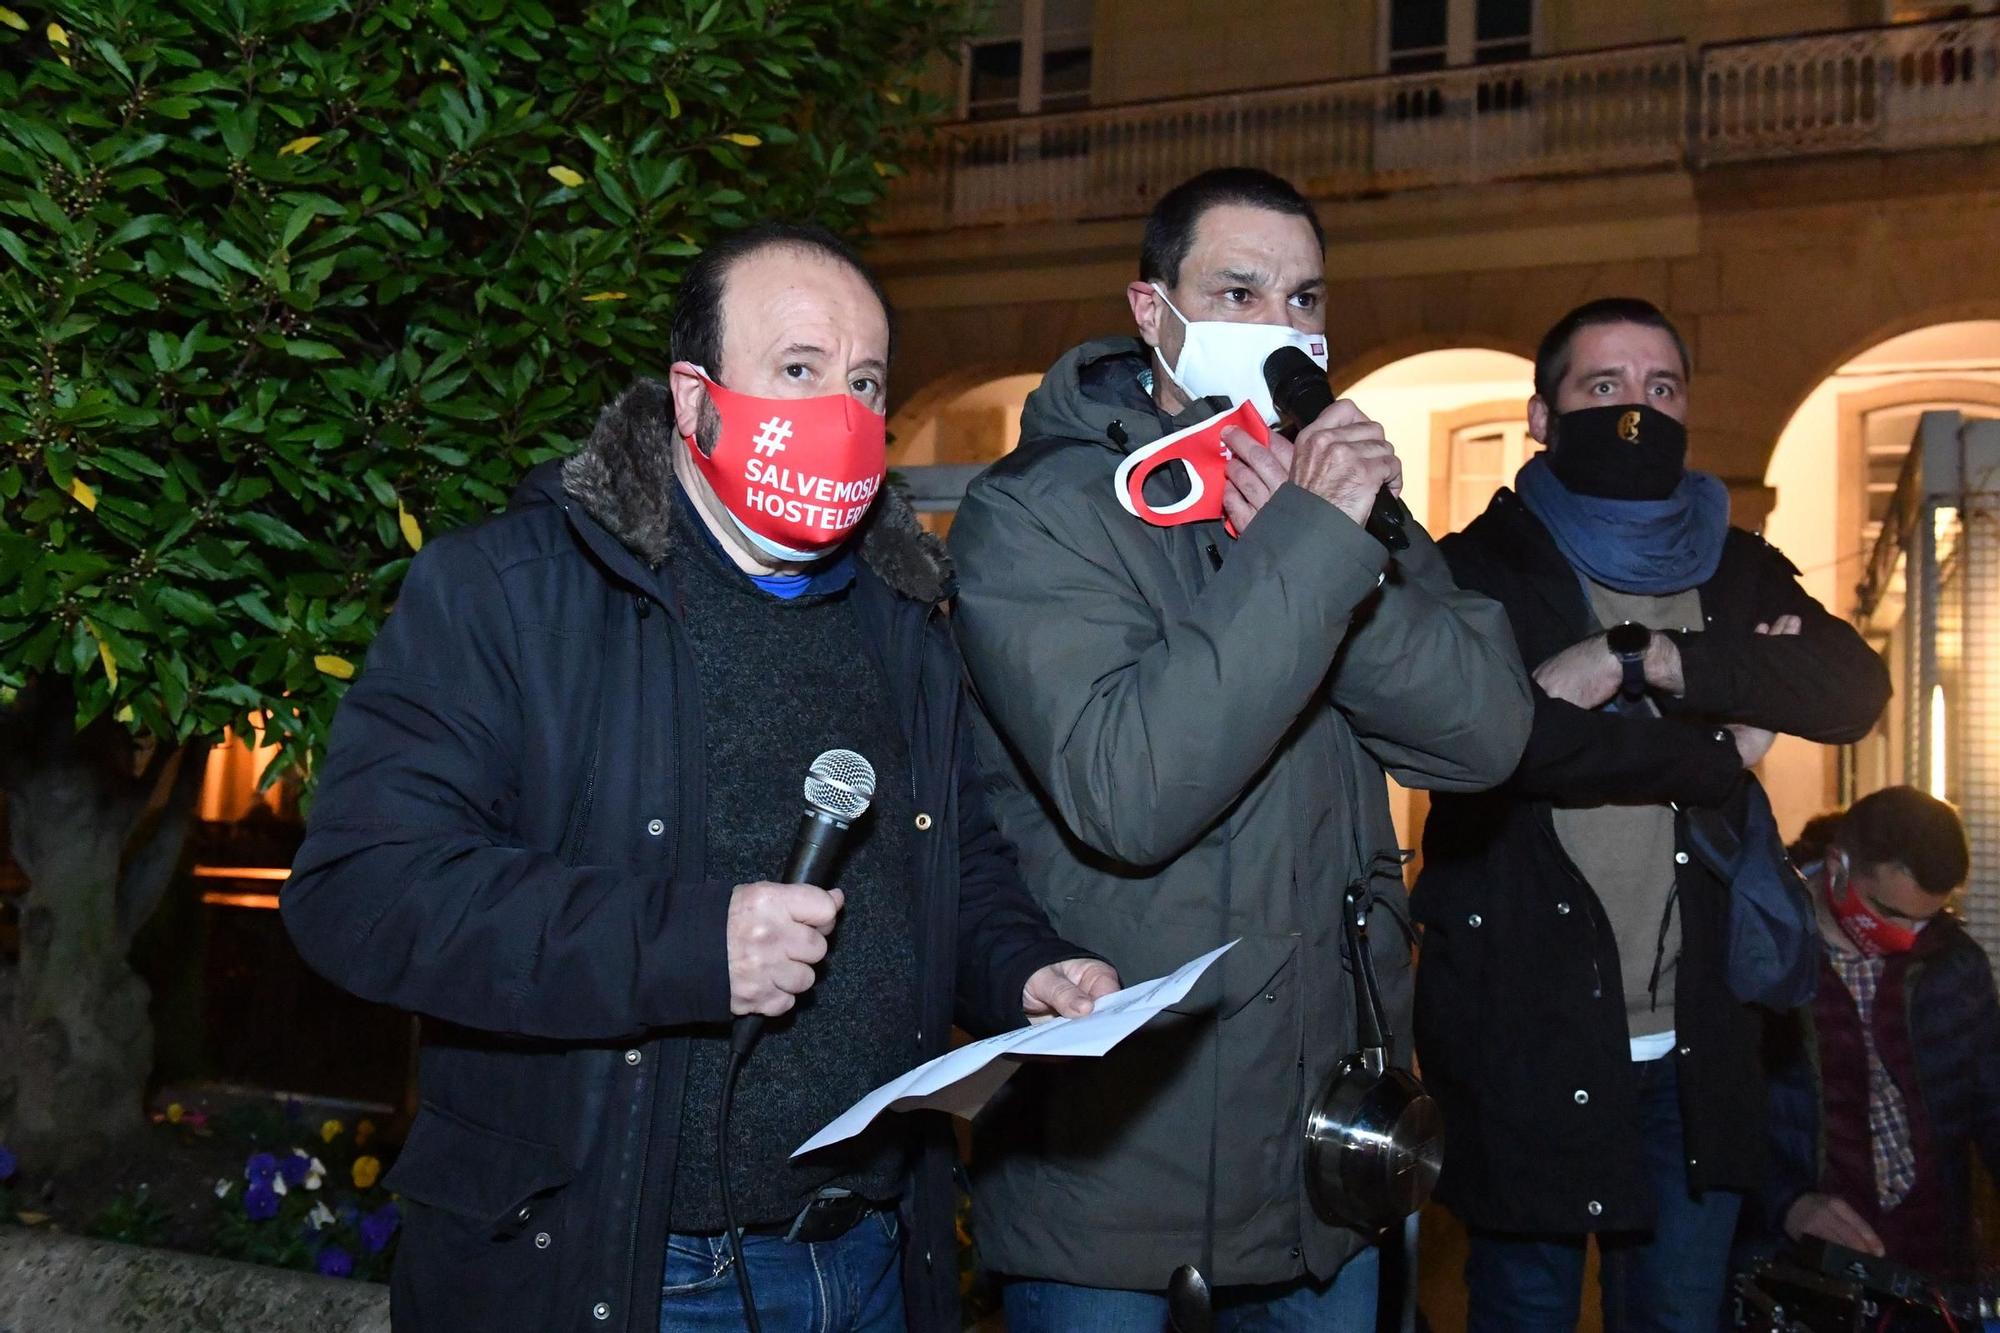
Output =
[
  {"x1": 1331, "y1": 331, "x2": 1535, "y2": 398},
  {"x1": 1758, "y1": 299, "x2": 2000, "y2": 479},
  {"x1": 1758, "y1": 319, "x2": 2000, "y2": 839},
  {"x1": 887, "y1": 363, "x2": 1047, "y2": 468}
]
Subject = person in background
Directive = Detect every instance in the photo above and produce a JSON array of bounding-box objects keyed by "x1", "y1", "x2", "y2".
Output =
[
  {"x1": 1415, "y1": 297, "x2": 1891, "y2": 1332},
  {"x1": 1757, "y1": 786, "x2": 1999, "y2": 1282}
]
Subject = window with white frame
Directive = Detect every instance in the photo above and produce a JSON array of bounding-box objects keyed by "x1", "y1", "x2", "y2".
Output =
[
  {"x1": 1384, "y1": 0, "x2": 1534, "y2": 73},
  {"x1": 963, "y1": 0, "x2": 1095, "y2": 120}
]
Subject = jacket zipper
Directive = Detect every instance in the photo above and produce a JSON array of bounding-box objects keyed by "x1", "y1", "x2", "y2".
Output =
[{"x1": 620, "y1": 597, "x2": 655, "y2": 1330}]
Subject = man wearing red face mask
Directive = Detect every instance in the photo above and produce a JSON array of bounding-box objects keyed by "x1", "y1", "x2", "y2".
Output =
[
  {"x1": 1757, "y1": 786, "x2": 1998, "y2": 1282},
  {"x1": 284, "y1": 222, "x2": 1115, "y2": 1333}
]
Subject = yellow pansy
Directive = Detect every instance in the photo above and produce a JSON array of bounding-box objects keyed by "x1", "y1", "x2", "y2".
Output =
[
  {"x1": 352, "y1": 1155, "x2": 382, "y2": 1189},
  {"x1": 166, "y1": 1103, "x2": 184, "y2": 1123},
  {"x1": 321, "y1": 1117, "x2": 345, "y2": 1143}
]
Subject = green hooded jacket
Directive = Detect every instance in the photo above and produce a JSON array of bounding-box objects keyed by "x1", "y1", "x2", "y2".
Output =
[{"x1": 951, "y1": 337, "x2": 1533, "y2": 1291}]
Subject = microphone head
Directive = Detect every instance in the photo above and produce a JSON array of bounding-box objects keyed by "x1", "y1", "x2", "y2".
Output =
[
  {"x1": 803, "y1": 749, "x2": 875, "y2": 823},
  {"x1": 1263, "y1": 345, "x2": 1325, "y2": 399}
]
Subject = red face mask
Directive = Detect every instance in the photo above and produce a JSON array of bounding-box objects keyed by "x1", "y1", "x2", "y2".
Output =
[
  {"x1": 681, "y1": 367, "x2": 887, "y2": 561},
  {"x1": 1823, "y1": 853, "x2": 1922, "y2": 957},
  {"x1": 1113, "y1": 399, "x2": 1269, "y2": 533}
]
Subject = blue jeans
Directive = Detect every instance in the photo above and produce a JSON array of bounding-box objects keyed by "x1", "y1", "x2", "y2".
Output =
[
  {"x1": 1465, "y1": 1056, "x2": 1743, "y2": 1333},
  {"x1": 658, "y1": 1211, "x2": 904, "y2": 1332},
  {"x1": 1002, "y1": 1244, "x2": 1378, "y2": 1332}
]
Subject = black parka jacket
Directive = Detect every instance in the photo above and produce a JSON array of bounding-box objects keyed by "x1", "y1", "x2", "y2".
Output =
[
  {"x1": 284, "y1": 381, "x2": 1083, "y2": 1332},
  {"x1": 1415, "y1": 487, "x2": 1891, "y2": 1234}
]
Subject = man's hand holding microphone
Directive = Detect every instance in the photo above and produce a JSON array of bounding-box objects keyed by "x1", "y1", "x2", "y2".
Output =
[
  {"x1": 1220, "y1": 349, "x2": 1405, "y2": 539},
  {"x1": 1220, "y1": 400, "x2": 1403, "y2": 537},
  {"x1": 727, "y1": 881, "x2": 844, "y2": 1018}
]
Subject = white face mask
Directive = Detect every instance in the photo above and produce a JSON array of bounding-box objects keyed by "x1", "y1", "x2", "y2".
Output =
[{"x1": 1152, "y1": 284, "x2": 1329, "y2": 425}]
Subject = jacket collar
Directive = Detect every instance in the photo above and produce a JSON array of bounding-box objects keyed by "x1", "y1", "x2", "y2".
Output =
[
  {"x1": 1021, "y1": 337, "x2": 1226, "y2": 455},
  {"x1": 523, "y1": 377, "x2": 954, "y2": 606},
  {"x1": 1461, "y1": 487, "x2": 1594, "y2": 634}
]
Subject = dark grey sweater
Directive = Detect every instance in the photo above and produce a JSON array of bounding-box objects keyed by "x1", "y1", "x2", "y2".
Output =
[{"x1": 666, "y1": 514, "x2": 919, "y2": 1231}]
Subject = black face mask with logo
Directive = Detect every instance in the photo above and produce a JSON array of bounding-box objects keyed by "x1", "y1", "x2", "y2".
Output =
[{"x1": 1545, "y1": 402, "x2": 1687, "y2": 501}]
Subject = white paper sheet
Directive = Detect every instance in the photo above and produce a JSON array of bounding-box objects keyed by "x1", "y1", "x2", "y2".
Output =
[{"x1": 791, "y1": 940, "x2": 1236, "y2": 1159}]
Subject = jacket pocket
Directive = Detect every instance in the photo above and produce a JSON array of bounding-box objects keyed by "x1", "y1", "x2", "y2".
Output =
[
  {"x1": 388, "y1": 1101, "x2": 577, "y2": 1234},
  {"x1": 386, "y1": 1103, "x2": 579, "y2": 1331}
]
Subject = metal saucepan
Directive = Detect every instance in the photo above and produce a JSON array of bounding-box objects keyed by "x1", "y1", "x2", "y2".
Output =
[{"x1": 1303, "y1": 885, "x2": 1444, "y2": 1234}]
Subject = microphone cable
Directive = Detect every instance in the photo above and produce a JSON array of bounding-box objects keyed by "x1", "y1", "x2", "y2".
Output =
[{"x1": 719, "y1": 1021, "x2": 764, "y2": 1333}]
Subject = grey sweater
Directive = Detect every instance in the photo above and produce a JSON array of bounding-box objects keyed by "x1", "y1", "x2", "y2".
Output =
[{"x1": 666, "y1": 510, "x2": 919, "y2": 1231}]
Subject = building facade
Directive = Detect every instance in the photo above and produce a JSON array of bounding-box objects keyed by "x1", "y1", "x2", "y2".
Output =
[{"x1": 869, "y1": 0, "x2": 2000, "y2": 847}]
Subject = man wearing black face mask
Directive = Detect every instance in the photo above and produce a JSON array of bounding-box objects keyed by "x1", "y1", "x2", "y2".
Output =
[{"x1": 1414, "y1": 298, "x2": 1890, "y2": 1332}]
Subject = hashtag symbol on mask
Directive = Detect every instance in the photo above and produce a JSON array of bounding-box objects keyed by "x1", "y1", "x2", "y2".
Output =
[{"x1": 752, "y1": 416, "x2": 795, "y2": 457}]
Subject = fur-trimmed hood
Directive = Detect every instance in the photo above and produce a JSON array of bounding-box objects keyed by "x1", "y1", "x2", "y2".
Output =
[{"x1": 555, "y1": 377, "x2": 953, "y2": 605}]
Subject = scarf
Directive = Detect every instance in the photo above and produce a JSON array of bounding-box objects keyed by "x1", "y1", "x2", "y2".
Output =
[{"x1": 1515, "y1": 454, "x2": 1729, "y2": 595}]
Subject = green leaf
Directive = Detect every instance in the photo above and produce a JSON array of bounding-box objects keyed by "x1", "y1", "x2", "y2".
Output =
[
  {"x1": 281, "y1": 203, "x2": 318, "y2": 251},
  {"x1": 156, "y1": 586, "x2": 222, "y2": 626},
  {"x1": 0, "y1": 226, "x2": 34, "y2": 275},
  {"x1": 230, "y1": 511, "x2": 312, "y2": 551},
  {"x1": 210, "y1": 239, "x2": 263, "y2": 278}
]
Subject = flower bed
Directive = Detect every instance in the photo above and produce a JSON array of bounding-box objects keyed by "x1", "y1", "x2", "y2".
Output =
[{"x1": 0, "y1": 1094, "x2": 398, "y2": 1283}]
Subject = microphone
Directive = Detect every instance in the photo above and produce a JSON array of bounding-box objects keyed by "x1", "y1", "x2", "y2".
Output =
[
  {"x1": 1263, "y1": 347, "x2": 1409, "y2": 551},
  {"x1": 731, "y1": 748, "x2": 876, "y2": 1057},
  {"x1": 781, "y1": 748, "x2": 877, "y2": 887}
]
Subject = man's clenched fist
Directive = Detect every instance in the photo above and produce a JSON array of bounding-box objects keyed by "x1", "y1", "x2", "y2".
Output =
[{"x1": 727, "y1": 881, "x2": 844, "y2": 1018}]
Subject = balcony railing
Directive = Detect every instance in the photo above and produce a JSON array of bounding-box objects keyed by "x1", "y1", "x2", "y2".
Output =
[
  {"x1": 1700, "y1": 16, "x2": 2000, "y2": 160},
  {"x1": 878, "y1": 16, "x2": 2000, "y2": 234}
]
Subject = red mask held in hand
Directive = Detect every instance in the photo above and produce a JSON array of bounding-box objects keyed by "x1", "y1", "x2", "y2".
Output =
[{"x1": 1113, "y1": 399, "x2": 1270, "y2": 534}]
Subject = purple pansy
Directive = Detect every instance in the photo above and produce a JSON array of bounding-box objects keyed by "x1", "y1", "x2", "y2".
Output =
[
  {"x1": 359, "y1": 1203, "x2": 401, "y2": 1253},
  {"x1": 244, "y1": 1182, "x2": 281, "y2": 1221},
  {"x1": 316, "y1": 1244, "x2": 354, "y2": 1278},
  {"x1": 244, "y1": 1152, "x2": 278, "y2": 1185},
  {"x1": 0, "y1": 1146, "x2": 16, "y2": 1182},
  {"x1": 279, "y1": 1151, "x2": 311, "y2": 1187}
]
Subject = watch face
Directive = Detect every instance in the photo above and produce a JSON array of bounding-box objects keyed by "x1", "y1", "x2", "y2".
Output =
[{"x1": 1606, "y1": 623, "x2": 1651, "y2": 658}]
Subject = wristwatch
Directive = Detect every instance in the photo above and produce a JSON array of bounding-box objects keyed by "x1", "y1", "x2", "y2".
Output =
[{"x1": 1605, "y1": 621, "x2": 1651, "y2": 700}]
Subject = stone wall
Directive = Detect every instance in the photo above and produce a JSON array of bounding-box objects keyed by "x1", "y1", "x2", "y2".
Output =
[{"x1": 0, "y1": 1228, "x2": 389, "y2": 1333}]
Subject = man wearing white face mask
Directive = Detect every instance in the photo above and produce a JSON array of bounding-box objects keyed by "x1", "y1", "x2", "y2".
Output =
[{"x1": 949, "y1": 167, "x2": 1533, "y2": 1330}]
